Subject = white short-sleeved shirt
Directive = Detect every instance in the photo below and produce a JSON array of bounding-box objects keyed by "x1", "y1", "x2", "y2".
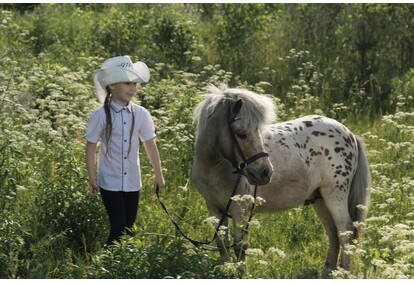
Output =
[{"x1": 86, "y1": 100, "x2": 156, "y2": 192}]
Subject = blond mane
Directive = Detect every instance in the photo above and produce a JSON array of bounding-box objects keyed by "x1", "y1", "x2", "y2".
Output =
[{"x1": 194, "y1": 85, "x2": 276, "y2": 135}]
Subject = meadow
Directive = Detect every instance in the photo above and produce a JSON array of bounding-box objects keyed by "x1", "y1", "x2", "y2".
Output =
[{"x1": 0, "y1": 4, "x2": 413, "y2": 279}]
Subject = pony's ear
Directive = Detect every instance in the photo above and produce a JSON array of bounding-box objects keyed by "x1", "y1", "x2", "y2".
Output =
[{"x1": 231, "y1": 99, "x2": 243, "y2": 118}]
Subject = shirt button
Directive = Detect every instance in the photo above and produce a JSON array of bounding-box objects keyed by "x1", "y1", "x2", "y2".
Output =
[
  {"x1": 124, "y1": 172, "x2": 127, "y2": 175},
  {"x1": 124, "y1": 140, "x2": 127, "y2": 142},
  {"x1": 124, "y1": 122, "x2": 126, "y2": 124}
]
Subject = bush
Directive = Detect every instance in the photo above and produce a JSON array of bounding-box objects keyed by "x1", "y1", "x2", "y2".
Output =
[{"x1": 87, "y1": 233, "x2": 222, "y2": 278}]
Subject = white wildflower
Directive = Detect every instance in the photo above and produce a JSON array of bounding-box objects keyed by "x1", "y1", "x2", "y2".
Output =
[
  {"x1": 230, "y1": 194, "x2": 242, "y2": 203},
  {"x1": 258, "y1": 260, "x2": 268, "y2": 266},
  {"x1": 204, "y1": 216, "x2": 219, "y2": 226},
  {"x1": 248, "y1": 219, "x2": 260, "y2": 228},
  {"x1": 245, "y1": 248, "x2": 264, "y2": 257},
  {"x1": 269, "y1": 247, "x2": 286, "y2": 258},
  {"x1": 256, "y1": 196, "x2": 266, "y2": 206},
  {"x1": 240, "y1": 194, "x2": 255, "y2": 204}
]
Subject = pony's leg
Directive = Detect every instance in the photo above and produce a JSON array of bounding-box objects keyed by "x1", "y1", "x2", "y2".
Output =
[
  {"x1": 208, "y1": 206, "x2": 231, "y2": 262},
  {"x1": 231, "y1": 211, "x2": 249, "y2": 275},
  {"x1": 233, "y1": 224, "x2": 247, "y2": 263},
  {"x1": 229, "y1": 201, "x2": 249, "y2": 263},
  {"x1": 321, "y1": 191, "x2": 355, "y2": 270},
  {"x1": 313, "y1": 198, "x2": 340, "y2": 272},
  {"x1": 215, "y1": 218, "x2": 230, "y2": 262}
]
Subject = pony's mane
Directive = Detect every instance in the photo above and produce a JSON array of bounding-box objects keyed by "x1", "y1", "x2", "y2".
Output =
[{"x1": 194, "y1": 85, "x2": 276, "y2": 135}]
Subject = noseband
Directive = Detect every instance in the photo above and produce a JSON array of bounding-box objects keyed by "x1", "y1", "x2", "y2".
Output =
[{"x1": 227, "y1": 108, "x2": 269, "y2": 175}]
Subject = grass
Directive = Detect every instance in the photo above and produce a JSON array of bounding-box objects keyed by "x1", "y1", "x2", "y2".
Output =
[
  {"x1": 0, "y1": 7, "x2": 413, "y2": 278},
  {"x1": 1, "y1": 55, "x2": 413, "y2": 279}
]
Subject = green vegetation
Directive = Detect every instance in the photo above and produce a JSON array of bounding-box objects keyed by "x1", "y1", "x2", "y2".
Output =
[{"x1": 0, "y1": 3, "x2": 413, "y2": 279}]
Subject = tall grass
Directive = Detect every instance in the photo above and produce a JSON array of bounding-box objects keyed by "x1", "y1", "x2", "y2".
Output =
[
  {"x1": 0, "y1": 5, "x2": 413, "y2": 279},
  {"x1": 1, "y1": 50, "x2": 412, "y2": 278}
]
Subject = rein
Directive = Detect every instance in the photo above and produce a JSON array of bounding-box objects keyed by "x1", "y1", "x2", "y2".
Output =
[
  {"x1": 156, "y1": 105, "x2": 268, "y2": 249},
  {"x1": 156, "y1": 174, "x2": 252, "y2": 249}
]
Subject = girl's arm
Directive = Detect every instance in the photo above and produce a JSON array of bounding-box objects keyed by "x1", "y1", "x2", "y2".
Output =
[
  {"x1": 143, "y1": 138, "x2": 165, "y2": 193},
  {"x1": 86, "y1": 141, "x2": 100, "y2": 196}
]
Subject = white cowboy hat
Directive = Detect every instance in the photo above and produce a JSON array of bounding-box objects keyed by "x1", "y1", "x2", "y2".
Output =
[{"x1": 93, "y1": 55, "x2": 150, "y2": 103}]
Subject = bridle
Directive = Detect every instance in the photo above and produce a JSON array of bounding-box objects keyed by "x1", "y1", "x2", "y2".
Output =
[
  {"x1": 156, "y1": 104, "x2": 270, "y2": 249},
  {"x1": 226, "y1": 106, "x2": 269, "y2": 175}
]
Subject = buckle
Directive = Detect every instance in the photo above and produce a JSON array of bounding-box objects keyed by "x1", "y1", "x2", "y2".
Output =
[{"x1": 238, "y1": 162, "x2": 248, "y2": 170}]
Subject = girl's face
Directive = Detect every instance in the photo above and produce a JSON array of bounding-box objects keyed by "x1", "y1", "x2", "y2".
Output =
[{"x1": 108, "y1": 82, "x2": 137, "y2": 106}]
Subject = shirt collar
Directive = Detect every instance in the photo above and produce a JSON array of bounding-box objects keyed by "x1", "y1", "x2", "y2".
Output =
[{"x1": 110, "y1": 100, "x2": 133, "y2": 113}]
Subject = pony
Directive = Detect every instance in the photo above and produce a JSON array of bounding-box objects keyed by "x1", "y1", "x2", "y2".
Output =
[{"x1": 192, "y1": 85, "x2": 370, "y2": 273}]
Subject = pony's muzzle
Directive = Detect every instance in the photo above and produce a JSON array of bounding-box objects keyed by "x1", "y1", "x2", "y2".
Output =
[
  {"x1": 248, "y1": 163, "x2": 273, "y2": 186},
  {"x1": 262, "y1": 166, "x2": 272, "y2": 181}
]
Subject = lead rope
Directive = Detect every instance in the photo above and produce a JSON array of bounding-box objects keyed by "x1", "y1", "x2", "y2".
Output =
[{"x1": 156, "y1": 176, "x2": 258, "y2": 250}]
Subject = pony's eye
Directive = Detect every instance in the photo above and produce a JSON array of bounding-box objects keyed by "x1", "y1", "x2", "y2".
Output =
[{"x1": 237, "y1": 133, "x2": 248, "y2": 140}]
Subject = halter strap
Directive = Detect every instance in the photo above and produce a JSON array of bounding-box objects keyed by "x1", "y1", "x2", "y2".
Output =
[
  {"x1": 227, "y1": 108, "x2": 269, "y2": 175},
  {"x1": 233, "y1": 151, "x2": 269, "y2": 175}
]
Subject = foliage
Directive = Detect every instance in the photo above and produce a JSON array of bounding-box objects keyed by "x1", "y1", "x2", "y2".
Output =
[
  {"x1": 0, "y1": 3, "x2": 412, "y2": 279},
  {"x1": 85, "y1": 232, "x2": 224, "y2": 279}
]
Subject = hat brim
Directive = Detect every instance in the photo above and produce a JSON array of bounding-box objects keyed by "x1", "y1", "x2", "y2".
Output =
[{"x1": 93, "y1": 61, "x2": 150, "y2": 103}]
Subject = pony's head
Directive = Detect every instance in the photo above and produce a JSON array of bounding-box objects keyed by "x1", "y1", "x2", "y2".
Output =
[{"x1": 194, "y1": 85, "x2": 275, "y2": 186}]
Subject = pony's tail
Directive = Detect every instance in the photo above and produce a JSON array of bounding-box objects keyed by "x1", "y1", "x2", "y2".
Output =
[{"x1": 348, "y1": 136, "x2": 371, "y2": 240}]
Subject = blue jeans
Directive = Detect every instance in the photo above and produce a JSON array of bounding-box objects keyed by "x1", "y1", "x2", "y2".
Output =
[{"x1": 100, "y1": 188, "x2": 140, "y2": 245}]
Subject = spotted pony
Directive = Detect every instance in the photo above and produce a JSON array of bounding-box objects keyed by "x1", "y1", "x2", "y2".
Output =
[{"x1": 192, "y1": 86, "x2": 371, "y2": 272}]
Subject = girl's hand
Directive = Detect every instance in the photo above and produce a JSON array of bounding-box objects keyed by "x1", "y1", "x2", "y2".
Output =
[
  {"x1": 89, "y1": 182, "x2": 100, "y2": 197},
  {"x1": 154, "y1": 176, "x2": 165, "y2": 194},
  {"x1": 86, "y1": 142, "x2": 99, "y2": 197},
  {"x1": 143, "y1": 139, "x2": 165, "y2": 194}
]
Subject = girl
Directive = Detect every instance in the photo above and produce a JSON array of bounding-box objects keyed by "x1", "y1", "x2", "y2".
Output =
[{"x1": 85, "y1": 55, "x2": 165, "y2": 246}]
